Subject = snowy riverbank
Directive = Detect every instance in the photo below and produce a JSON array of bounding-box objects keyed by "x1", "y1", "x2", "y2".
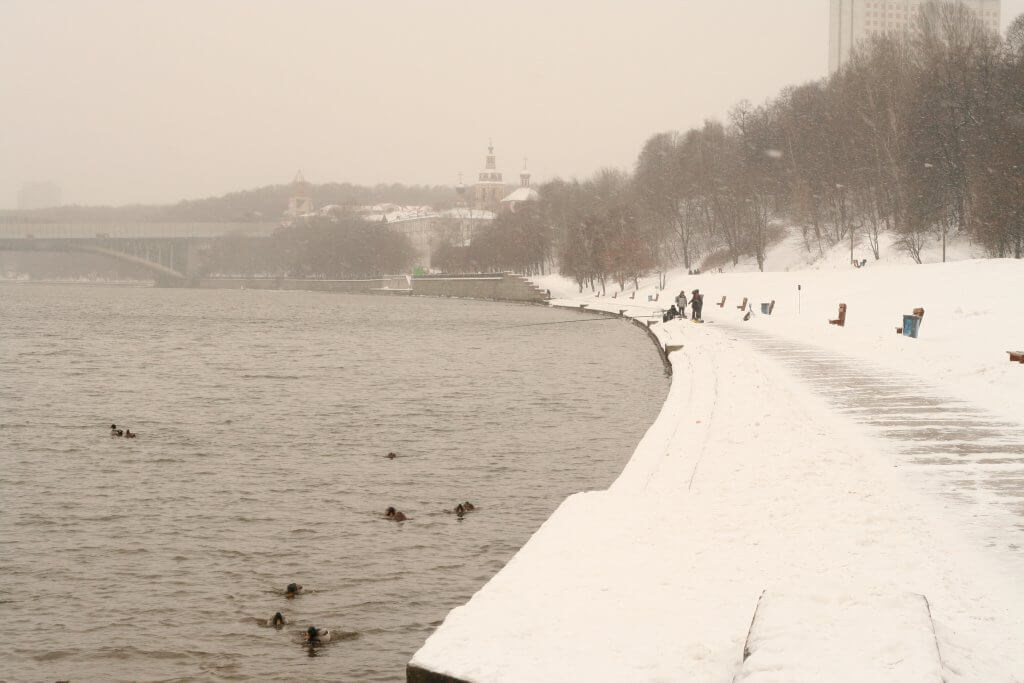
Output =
[
  {"x1": 409, "y1": 258, "x2": 1024, "y2": 682},
  {"x1": 536, "y1": 257, "x2": 1024, "y2": 424}
]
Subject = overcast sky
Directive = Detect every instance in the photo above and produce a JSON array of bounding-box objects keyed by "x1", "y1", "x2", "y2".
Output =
[{"x1": 2, "y1": 0, "x2": 1022, "y2": 208}]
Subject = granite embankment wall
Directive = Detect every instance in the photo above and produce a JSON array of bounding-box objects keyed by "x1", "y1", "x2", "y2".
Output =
[
  {"x1": 405, "y1": 303, "x2": 670, "y2": 683},
  {"x1": 411, "y1": 274, "x2": 547, "y2": 303},
  {"x1": 191, "y1": 273, "x2": 548, "y2": 303},
  {"x1": 555, "y1": 304, "x2": 672, "y2": 375},
  {"x1": 192, "y1": 276, "x2": 410, "y2": 293}
]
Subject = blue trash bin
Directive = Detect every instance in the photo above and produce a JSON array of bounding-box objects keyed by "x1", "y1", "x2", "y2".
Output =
[
  {"x1": 760, "y1": 303, "x2": 771, "y2": 315},
  {"x1": 902, "y1": 314, "x2": 922, "y2": 338}
]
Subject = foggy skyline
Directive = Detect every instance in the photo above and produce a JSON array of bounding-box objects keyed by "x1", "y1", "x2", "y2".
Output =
[{"x1": 3, "y1": 0, "x2": 1023, "y2": 208}]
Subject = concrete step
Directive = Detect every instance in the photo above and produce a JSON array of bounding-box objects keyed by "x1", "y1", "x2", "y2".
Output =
[{"x1": 735, "y1": 591, "x2": 944, "y2": 683}]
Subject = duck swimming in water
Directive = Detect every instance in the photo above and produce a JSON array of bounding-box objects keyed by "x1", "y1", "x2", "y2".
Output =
[
  {"x1": 110, "y1": 424, "x2": 123, "y2": 437},
  {"x1": 385, "y1": 452, "x2": 397, "y2": 460},
  {"x1": 124, "y1": 429, "x2": 137, "y2": 439},
  {"x1": 385, "y1": 507, "x2": 409, "y2": 522},
  {"x1": 285, "y1": 583, "x2": 303, "y2": 597},
  {"x1": 306, "y1": 625, "x2": 332, "y2": 644},
  {"x1": 463, "y1": 501, "x2": 475, "y2": 511},
  {"x1": 271, "y1": 612, "x2": 286, "y2": 628}
]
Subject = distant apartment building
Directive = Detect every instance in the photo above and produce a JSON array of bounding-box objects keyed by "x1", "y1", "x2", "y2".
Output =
[
  {"x1": 829, "y1": 0, "x2": 1002, "y2": 72},
  {"x1": 17, "y1": 181, "x2": 62, "y2": 210}
]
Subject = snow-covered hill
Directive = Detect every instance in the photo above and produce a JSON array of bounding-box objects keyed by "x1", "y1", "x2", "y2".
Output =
[{"x1": 701, "y1": 226, "x2": 989, "y2": 274}]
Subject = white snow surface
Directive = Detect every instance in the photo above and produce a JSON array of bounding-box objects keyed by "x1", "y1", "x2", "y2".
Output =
[
  {"x1": 411, "y1": 253, "x2": 1024, "y2": 682},
  {"x1": 736, "y1": 592, "x2": 943, "y2": 683},
  {"x1": 441, "y1": 208, "x2": 497, "y2": 220}
]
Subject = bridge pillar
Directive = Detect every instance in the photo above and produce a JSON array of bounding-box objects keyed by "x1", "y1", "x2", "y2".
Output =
[{"x1": 183, "y1": 241, "x2": 203, "y2": 279}]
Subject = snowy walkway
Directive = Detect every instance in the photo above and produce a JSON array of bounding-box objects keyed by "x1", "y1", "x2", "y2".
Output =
[
  {"x1": 718, "y1": 322, "x2": 1024, "y2": 556},
  {"x1": 410, "y1": 319, "x2": 1024, "y2": 683}
]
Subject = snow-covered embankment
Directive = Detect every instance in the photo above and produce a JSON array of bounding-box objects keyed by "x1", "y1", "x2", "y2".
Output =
[{"x1": 410, "y1": 259, "x2": 1024, "y2": 682}]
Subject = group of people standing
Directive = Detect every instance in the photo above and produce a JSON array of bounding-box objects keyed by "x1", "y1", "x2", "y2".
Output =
[{"x1": 663, "y1": 289, "x2": 704, "y2": 323}]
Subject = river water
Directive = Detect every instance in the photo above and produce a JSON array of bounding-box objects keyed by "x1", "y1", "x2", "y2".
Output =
[{"x1": 0, "y1": 286, "x2": 668, "y2": 682}]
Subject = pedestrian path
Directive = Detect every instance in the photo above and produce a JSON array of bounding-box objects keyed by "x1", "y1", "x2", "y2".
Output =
[{"x1": 719, "y1": 321, "x2": 1024, "y2": 554}]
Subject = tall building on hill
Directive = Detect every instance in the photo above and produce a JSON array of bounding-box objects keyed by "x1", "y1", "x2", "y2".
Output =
[
  {"x1": 473, "y1": 143, "x2": 509, "y2": 212},
  {"x1": 829, "y1": 0, "x2": 1001, "y2": 73}
]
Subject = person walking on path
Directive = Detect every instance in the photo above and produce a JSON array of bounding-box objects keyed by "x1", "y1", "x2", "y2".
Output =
[
  {"x1": 691, "y1": 289, "x2": 704, "y2": 322},
  {"x1": 676, "y1": 290, "x2": 688, "y2": 319}
]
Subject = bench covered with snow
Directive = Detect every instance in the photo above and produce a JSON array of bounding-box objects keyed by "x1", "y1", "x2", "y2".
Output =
[{"x1": 734, "y1": 591, "x2": 944, "y2": 683}]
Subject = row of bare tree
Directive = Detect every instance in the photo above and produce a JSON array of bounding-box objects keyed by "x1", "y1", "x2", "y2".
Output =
[
  {"x1": 200, "y1": 219, "x2": 415, "y2": 279},
  {"x1": 432, "y1": 203, "x2": 551, "y2": 276},
  {"x1": 459, "y1": 3, "x2": 1023, "y2": 291}
]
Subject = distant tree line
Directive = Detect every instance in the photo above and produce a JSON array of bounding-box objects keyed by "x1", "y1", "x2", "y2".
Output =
[
  {"x1": 201, "y1": 218, "x2": 415, "y2": 279},
  {"x1": 1, "y1": 183, "x2": 457, "y2": 224},
  {"x1": 458, "y1": 3, "x2": 1023, "y2": 292}
]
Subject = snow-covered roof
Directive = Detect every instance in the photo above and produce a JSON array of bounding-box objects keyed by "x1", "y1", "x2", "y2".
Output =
[
  {"x1": 353, "y1": 203, "x2": 405, "y2": 214},
  {"x1": 362, "y1": 206, "x2": 440, "y2": 224},
  {"x1": 500, "y1": 187, "x2": 540, "y2": 204},
  {"x1": 441, "y1": 208, "x2": 496, "y2": 220}
]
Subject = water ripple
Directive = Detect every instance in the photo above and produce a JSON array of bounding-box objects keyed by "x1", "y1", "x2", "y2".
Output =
[{"x1": 0, "y1": 286, "x2": 667, "y2": 682}]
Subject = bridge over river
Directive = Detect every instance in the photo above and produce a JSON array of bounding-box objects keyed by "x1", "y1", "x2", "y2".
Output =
[{"x1": 0, "y1": 222, "x2": 278, "y2": 283}]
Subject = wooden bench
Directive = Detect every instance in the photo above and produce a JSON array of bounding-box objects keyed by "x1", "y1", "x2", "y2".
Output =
[
  {"x1": 829, "y1": 303, "x2": 847, "y2": 327},
  {"x1": 736, "y1": 296, "x2": 748, "y2": 311},
  {"x1": 717, "y1": 296, "x2": 727, "y2": 308},
  {"x1": 1009, "y1": 351, "x2": 1024, "y2": 364}
]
